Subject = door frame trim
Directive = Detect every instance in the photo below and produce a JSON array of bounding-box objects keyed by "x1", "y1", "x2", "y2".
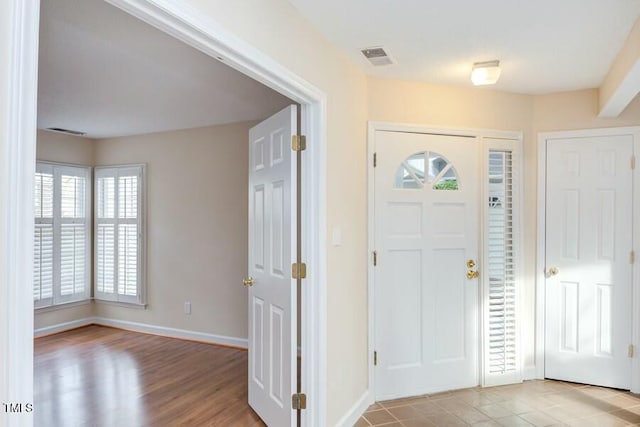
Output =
[
  {"x1": 367, "y1": 121, "x2": 523, "y2": 402},
  {"x1": 6, "y1": 1, "x2": 328, "y2": 425},
  {"x1": 536, "y1": 127, "x2": 640, "y2": 393}
]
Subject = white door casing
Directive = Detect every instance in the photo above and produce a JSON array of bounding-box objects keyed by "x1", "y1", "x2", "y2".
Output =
[
  {"x1": 248, "y1": 105, "x2": 297, "y2": 426},
  {"x1": 544, "y1": 135, "x2": 633, "y2": 389},
  {"x1": 374, "y1": 130, "x2": 479, "y2": 400}
]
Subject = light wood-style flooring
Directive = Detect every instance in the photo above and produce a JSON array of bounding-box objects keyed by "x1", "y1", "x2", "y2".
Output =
[{"x1": 34, "y1": 325, "x2": 266, "y2": 427}]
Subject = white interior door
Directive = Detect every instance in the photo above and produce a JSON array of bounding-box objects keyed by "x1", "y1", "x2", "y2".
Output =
[
  {"x1": 374, "y1": 130, "x2": 479, "y2": 400},
  {"x1": 248, "y1": 105, "x2": 297, "y2": 426},
  {"x1": 545, "y1": 135, "x2": 633, "y2": 389}
]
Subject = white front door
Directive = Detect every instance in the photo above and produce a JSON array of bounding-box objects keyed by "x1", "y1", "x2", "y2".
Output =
[
  {"x1": 545, "y1": 135, "x2": 633, "y2": 389},
  {"x1": 374, "y1": 130, "x2": 479, "y2": 400},
  {"x1": 247, "y1": 105, "x2": 297, "y2": 426}
]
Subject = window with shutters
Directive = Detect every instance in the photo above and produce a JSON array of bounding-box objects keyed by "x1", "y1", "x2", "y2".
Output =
[
  {"x1": 94, "y1": 165, "x2": 145, "y2": 305},
  {"x1": 483, "y1": 149, "x2": 521, "y2": 386},
  {"x1": 34, "y1": 162, "x2": 91, "y2": 308}
]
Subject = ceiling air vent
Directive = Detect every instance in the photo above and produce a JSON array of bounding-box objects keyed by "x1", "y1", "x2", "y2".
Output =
[
  {"x1": 361, "y1": 47, "x2": 394, "y2": 66},
  {"x1": 46, "y1": 127, "x2": 86, "y2": 136}
]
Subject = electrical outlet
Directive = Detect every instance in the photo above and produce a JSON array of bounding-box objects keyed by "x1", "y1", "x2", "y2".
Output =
[{"x1": 184, "y1": 302, "x2": 191, "y2": 315}]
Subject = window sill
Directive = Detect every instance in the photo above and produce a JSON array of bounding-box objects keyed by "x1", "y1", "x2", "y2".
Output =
[
  {"x1": 35, "y1": 299, "x2": 91, "y2": 313},
  {"x1": 93, "y1": 299, "x2": 147, "y2": 310}
]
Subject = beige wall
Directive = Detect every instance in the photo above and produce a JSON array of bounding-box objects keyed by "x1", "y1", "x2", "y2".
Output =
[
  {"x1": 177, "y1": 1, "x2": 370, "y2": 423},
  {"x1": 36, "y1": 129, "x2": 95, "y2": 165},
  {"x1": 93, "y1": 122, "x2": 252, "y2": 339},
  {"x1": 35, "y1": 124, "x2": 253, "y2": 341}
]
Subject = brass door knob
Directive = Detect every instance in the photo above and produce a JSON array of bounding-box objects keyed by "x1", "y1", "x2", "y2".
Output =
[
  {"x1": 242, "y1": 277, "x2": 255, "y2": 287},
  {"x1": 467, "y1": 270, "x2": 479, "y2": 279}
]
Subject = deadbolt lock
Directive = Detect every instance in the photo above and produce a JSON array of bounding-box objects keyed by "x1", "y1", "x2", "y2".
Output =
[{"x1": 466, "y1": 259, "x2": 476, "y2": 269}]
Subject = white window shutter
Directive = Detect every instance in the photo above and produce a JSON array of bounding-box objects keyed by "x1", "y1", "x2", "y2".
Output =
[
  {"x1": 484, "y1": 150, "x2": 521, "y2": 386},
  {"x1": 34, "y1": 224, "x2": 54, "y2": 304},
  {"x1": 95, "y1": 165, "x2": 145, "y2": 305},
  {"x1": 34, "y1": 163, "x2": 91, "y2": 308}
]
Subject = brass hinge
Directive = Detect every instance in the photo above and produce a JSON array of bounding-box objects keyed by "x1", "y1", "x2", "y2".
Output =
[
  {"x1": 292, "y1": 393, "x2": 307, "y2": 410},
  {"x1": 292, "y1": 262, "x2": 307, "y2": 279},
  {"x1": 373, "y1": 152, "x2": 377, "y2": 167},
  {"x1": 374, "y1": 351, "x2": 378, "y2": 366},
  {"x1": 632, "y1": 155, "x2": 636, "y2": 170},
  {"x1": 629, "y1": 345, "x2": 635, "y2": 358},
  {"x1": 373, "y1": 251, "x2": 378, "y2": 266},
  {"x1": 631, "y1": 250, "x2": 636, "y2": 264},
  {"x1": 292, "y1": 135, "x2": 307, "y2": 152}
]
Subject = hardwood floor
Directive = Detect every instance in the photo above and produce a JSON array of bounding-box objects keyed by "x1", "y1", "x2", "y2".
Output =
[{"x1": 34, "y1": 325, "x2": 266, "y2": 427}]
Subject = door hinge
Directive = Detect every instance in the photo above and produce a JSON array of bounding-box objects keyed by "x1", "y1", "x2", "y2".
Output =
[
  {"x1": 292, "y1": 393, "x2": 307, "y2": 410},
  {"x1": 632, "y1": 155, "x2": 636, "y2": 170},
  {"x1": 292, "y1": 135, "x2": 307, "y2": 152},
  {"x1": 373, "y1": 152, "x2": 377, "y2": 167},
  {"x1": 631, "y1": 250, "x2": 636, "y2": 264},
  {"x1": 292, "y1": 262, "x2": 307, "y2": 279},
  {"x1": 629, "y1": 345, "x2": 635, "y2": 358},
  {"x1": 373, "y1": 251, "x2": 378, "y2": 266},
  {"x1": 374, "y1": 351, "x2": 378, "y2": 366}
]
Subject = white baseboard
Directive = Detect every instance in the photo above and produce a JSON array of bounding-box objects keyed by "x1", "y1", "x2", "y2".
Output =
[
  {"x1": 335, "y1": 389, "x2": 373, "y2": 427},
  {"x1": 34, "y1": 317, "x2": 95, "y2": 338},
  {"x1": 35, "y1": 316, "x2": 248, "y2": 349}
]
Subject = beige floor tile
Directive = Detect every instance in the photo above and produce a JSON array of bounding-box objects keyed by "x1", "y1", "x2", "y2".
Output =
[
  {"x1": 364, "y1": 409, "x2": 397, "y2": 425},
  {"x1": 518, "y1": 411, "x2": 561, "y2": 427},
  {"x1": 449, "y1": 407, "x2": 491, "y2": 424},
  {"x1": 610, "y1": 407, "x2": 640, "y2": 424},
  {"x1": 354, "y1": 417, "x2": 372, "y2": 427},
  {"x1": 495, "y1": 415, "x2": 534, "y2": 426},
  {"x1": 499, "y1": 400, "x2": 536, "y2": 415},
  {"x1": 386, "y1": 405, "x2": 424, "y2": 421},
  {"x1": 423, "y1": 413, "x2": 468, "y2": 427},
  {"x1": 436, "y1": 397, "x2": 475, "y2": 413},
  {"x1": 366, "y1": 403, "x2": 384, "y2": 411},
  {"x1": 381, "y1": 397, "x2": 422, "y2": 409},
  {"x1": 564, "y1": 412, "x2": 629, "y2": 427},
  {"x1": 471, "y1": 421, "x2": 503, "y2": 427},
  {"x1": 603, "y1": 394, "x2": 640, "y2": 410},
  {"x1": 401, "y1": 419, "x2": 437, "y2": 427},
  {"x1": 477, "y1": 403, "x2": 513, "y2": 419},
  {"x1": 365, "y1": 381, "x2": 640, "y2": 427},
  {"x1": 412, "y1": 401, "x2": 450, "y2": 417}
]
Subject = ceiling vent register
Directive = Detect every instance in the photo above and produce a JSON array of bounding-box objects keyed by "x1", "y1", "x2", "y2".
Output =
[{"x1": 361, "y1": 47, "x2": 394, "y2": 66}]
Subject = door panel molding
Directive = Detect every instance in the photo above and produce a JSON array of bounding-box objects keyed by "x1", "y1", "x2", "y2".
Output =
[
  {"x1": 367, "y1": 122, "x2": 523, "y2": 402},
  {"x1": 536, "y1": 127, "x2": 640, "y2": 393}
]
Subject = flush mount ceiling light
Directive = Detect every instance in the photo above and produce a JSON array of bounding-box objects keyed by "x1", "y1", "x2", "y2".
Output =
[{"x1": 471, "y1": 60, "x2": 501, "y2": 86}]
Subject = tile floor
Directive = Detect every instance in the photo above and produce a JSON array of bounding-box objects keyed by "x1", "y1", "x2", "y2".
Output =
[{"x1": 356, "y1": 380, "x2": 640, "y2": 426}]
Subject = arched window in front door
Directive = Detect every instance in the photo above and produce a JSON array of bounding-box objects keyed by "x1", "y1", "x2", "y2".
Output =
[{"x1": 394, "y1": 151, "x2": 459, "y2": 190}]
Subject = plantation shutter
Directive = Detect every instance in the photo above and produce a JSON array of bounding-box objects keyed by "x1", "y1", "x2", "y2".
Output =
[
  {"x1": 95, "y1": 165, "x2": 145, "y2": 304},
  {"x1": 34, "y1": 165, "x2": 54, "y2": 307},
  {"x1": 58, "y1": 170, "x2": 89, "y2": 302},
  {"x1": 484, "y1": 150, "x2": 521, "y2": 386},
  {"x1": 34, "y1": 162, "x2": 91, "y2": 308}
]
